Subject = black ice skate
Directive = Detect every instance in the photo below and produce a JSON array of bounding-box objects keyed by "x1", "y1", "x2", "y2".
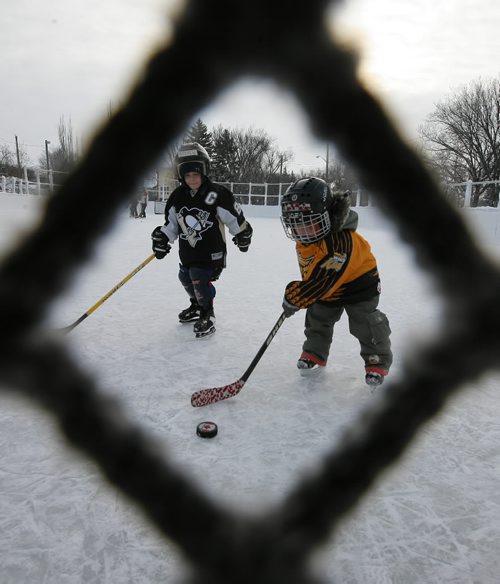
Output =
[
  {"x1": 297, "y1": 351, "x2": 326, "y2": 376},
  {"x1": 193, "y1": 308, "x2": 216, "y2": 339},
  {"x1": 178, "y1": 301, "x2": 201, "y2": 323}
]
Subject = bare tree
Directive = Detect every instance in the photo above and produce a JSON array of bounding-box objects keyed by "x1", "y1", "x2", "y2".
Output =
[
  {"x1": 0, "y1": 145, "x2": 15, "y2": 175},
  {"x1": 56, "y1": 116, "x2": 78, "y2": 171},
  {"x1": 419, "y1": 77, "x2": 500, "y2": 206},
  {"x1": 39, "y1": 117, "x2": 78, "y2": 180},
  {"x1": 233, "y1": 128, "x2": 271, "y2": 180},
  {"x1": 211, "y1": 126, "x2": 291, "y2": 182},
  {"x1": 0, "y1": 143, "x2": 30, "y2": 177},
  {"x1": 262, "y1": 147, "x2": 294, "y2": 181},
  {"x1": 159, "y1": 123, "x2": 295, "y2": 184}
]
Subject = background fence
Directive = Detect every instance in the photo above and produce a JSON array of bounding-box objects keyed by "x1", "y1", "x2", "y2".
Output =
[{"x1": 3, "y1": 171, "x2": 499, "y2": 211}]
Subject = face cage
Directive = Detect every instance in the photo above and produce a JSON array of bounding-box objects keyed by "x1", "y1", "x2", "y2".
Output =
[{"x1": 280, "y1": 211, "x2": 331, "y2": 243}]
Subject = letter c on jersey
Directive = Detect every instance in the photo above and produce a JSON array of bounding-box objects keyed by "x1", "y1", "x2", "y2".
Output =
[{"x1": 205, "y1": 191, "x2": 218, "y2": 205}]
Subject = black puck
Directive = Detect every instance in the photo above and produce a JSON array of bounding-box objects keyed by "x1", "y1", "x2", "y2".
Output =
[{"x1": 196, "y1": 421, "x2": 218, "y2": 438}]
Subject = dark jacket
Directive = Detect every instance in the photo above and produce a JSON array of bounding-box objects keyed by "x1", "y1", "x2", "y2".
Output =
[{"x1": 161, "y1": 179, "x2": 248, "y2": 268}]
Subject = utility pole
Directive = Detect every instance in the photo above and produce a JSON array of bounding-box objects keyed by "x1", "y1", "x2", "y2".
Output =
[
  {"x1": 316, "y1": 143, "x2": 330, "y2": 182},
  {"x1": 44, "y1": 140, "x2": 53, "y2": 191},
  {"x1": 44, "y1": 140, "x2": 51, "y2": 171},
  {"x1": 15, "y1": 135, "x2": 22, "y2": 175}
]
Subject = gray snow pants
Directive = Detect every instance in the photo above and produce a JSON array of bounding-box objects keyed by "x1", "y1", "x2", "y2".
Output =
[{"x1": 302, "y1": 295, "x2": 392, "y2": 372}]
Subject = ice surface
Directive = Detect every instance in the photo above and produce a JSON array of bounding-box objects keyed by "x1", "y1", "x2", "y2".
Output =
[{"x1": 1, "y1": 193, "x2": 500, "y2": 583}]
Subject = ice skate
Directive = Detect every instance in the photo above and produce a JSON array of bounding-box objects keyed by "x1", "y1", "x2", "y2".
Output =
[
  {"x1": 193, "y1": 308, "x2": 216, "y2": 339},
  {"x1": 297, "y1": 351, "x2": 326, "y2": 376},
  {"x1": 365, "y1": 368, "x2": 387, "y2": 388},
  {"x1": 178, "y1": 301, "x2": 201, "y2": 323}
]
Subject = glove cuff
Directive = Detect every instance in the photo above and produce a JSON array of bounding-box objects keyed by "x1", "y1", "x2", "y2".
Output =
[{"x1": 160, "y1": 225, "x2": 171, "y2": 241}]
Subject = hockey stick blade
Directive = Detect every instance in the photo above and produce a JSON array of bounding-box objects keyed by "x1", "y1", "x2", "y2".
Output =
[
  {"x1": 55, "y1": 254, "x2": 155, "y2": 334},
  {"x1": 191, "y1": 379, "x2": 245, "y2": 407},
  {"x1": 190, "y1": 312, "x2": 287, "y2": 407}
]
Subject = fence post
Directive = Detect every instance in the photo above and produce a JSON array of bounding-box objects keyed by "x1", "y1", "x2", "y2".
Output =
[
  {"x1": 464, "y1": 180, "x2": 473, "y2": 207},
  {"x1": 368, "y1": 189, "x2": 374, "y2": 206},
  {"x1": 264, "y1": 182, "x2": 268, "y2": 206},
  {"x1": 35, "y1": 169, "x2": 41, "y2": 195},
  {"x1": 23, "y1": 167, "x2": 29, "y2": 195},
  {"x1": 356, "y1": 187, "x2": 361, "y2": 207}
]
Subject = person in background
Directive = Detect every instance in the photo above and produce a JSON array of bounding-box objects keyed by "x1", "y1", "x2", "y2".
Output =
[
  {"x1": 129, "y1": 197, "x2": 138, "y2": 218},
  {"x1": 138, "y1": 189, "x2": 148, "y2": 218},
  {"x1": 280, "y1": 177, "x2": 392, "y2": 388},
  {"x1": 151, "y1": 142, "x2": 253, "y2": 338}
]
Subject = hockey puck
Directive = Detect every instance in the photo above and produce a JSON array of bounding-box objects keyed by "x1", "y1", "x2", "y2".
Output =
[{"x1": 196, "y1": 421, "x2": 218, "y2": 438}]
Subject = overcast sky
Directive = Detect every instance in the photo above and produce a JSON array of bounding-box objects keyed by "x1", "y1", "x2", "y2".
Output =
[{"x1": 2, "y1": 0, "x2": 499, "y2": 174}]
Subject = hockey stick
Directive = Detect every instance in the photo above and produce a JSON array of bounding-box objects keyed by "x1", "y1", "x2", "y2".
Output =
[
  {"x1": 191, "y1": 311, "x2": 287, "y2": 407},
  {"x1": 58, "y1": 253, "x2": 156, "y2": 334}
]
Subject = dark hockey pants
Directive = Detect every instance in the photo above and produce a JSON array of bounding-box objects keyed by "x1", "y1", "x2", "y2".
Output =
[
  {"x1": 302, "y1": 295, "x2": 392, "y2": 372},
  {"x1": 178, "y1": 265, "x2": 220, "y2": 311}
]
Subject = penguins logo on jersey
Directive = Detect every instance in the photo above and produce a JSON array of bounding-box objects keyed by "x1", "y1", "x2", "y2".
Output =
[{"x1": 177, "y1": 206, "x2": 213, "y2": 247}]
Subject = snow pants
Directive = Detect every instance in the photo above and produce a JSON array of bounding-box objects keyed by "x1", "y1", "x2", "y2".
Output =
[
  {"x1": 178, "y1": 264, "x2": 222, "y2": 312},
  {"x1": 302, "y1": 295, "x2": 392, "y2": 373}
]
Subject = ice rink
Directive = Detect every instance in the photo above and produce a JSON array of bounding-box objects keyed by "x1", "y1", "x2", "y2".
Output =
[{"x1": 1, "y1": 193, "x2": 500, "y2": 583}]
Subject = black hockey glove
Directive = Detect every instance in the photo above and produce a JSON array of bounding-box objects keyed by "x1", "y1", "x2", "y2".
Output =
[
  {"x1": 232, "y1": 222, "x2": 253, "y2": 252},
  {"x1": 282, "y1": 297, "x2": 300, "y2": 318},
  {"x1": 151, "y1": 226, "x2": 171, "y2": 259}
]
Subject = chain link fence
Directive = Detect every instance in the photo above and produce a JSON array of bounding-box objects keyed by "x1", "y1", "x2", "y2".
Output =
[{"x1": 1, "y1": 0, "x2": 500, "y2": 582}]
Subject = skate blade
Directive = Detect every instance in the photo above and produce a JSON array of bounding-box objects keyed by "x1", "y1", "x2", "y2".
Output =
[
  {"x1": 298, "y1": 366, "x2": 325, "y2": 377},
  {"x1": 195, "y1": 326, "x2": 216, "y2": 339}
]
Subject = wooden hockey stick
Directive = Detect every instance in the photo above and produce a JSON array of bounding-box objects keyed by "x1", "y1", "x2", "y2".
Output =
[
  {"x1": 58, "y1": 254, "x2": 156, "y2": 334},
  {"x1": 191, "y1": 312, "x2": 287, "y2": 407}
]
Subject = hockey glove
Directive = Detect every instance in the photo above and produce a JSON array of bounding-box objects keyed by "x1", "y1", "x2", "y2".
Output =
[
  {"x1": 282, "y1": 297, "x2": 300, "y2": 318},
  {"x1": 151, "y1": 226, "x2": 171, "y2": 259},
  {"x1": 232, "y1": 222, "x2": 253, "y2": 252}
]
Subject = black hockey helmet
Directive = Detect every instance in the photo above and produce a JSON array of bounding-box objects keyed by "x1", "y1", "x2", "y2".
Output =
[
  {"x1": 175, "y1": 142, "x2": 211, "y2": 180},
  {"x1": 280, "y1": 177, "x2": 334, "y2": 243}
]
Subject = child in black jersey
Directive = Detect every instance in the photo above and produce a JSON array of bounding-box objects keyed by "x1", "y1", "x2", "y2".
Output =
[{"x1": 151, "y1": 142, "x2": 252, "y2": 338}]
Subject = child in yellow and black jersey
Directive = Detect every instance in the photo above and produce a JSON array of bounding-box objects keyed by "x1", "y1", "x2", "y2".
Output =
[{"x1": 280, "y1": 177, "x2": 392, "y2": 388}]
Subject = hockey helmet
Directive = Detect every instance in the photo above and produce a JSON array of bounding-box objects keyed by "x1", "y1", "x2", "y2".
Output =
[
  {"x1": 280, "y1": 177, "x2": 334, "y2": 243},
  {"x1": 175, "y1": 142, "x2": 211, "y2": 180}
]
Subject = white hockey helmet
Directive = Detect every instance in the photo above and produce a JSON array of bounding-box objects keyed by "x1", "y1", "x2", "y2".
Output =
[{"x1": 175, "y1": 142, "x2": 211, "y2": 180}]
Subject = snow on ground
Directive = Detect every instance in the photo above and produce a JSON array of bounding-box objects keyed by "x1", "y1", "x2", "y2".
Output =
[{"x1": 1, "y1": 192, "x2": 500, "y2": 583}]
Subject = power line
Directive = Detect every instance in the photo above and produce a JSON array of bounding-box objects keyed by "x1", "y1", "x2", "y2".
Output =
[{"x1": 0, "y1": 137, "x2": 50, "y2": 149}]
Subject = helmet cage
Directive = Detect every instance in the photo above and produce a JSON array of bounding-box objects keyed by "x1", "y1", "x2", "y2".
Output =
[
  {"x1": 280, "y1": 177, "x2": 334, "y2": 243},
  {"x1": 281, "y1": 209, "x2": 331, "y2": 244}
]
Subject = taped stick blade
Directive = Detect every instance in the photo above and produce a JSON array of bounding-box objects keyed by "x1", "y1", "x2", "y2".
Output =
[{"x1": 191, "y1": 379, "x2": 245, "y2": 407}]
